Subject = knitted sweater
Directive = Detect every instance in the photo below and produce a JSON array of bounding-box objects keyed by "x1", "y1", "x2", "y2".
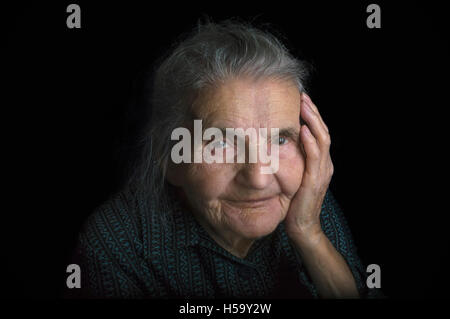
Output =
[{"x1": 68, "y1": 183, "x2": 383, "y2": 298}]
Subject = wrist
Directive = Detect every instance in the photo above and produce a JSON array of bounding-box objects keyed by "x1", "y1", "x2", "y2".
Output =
[{"x1": 286, "y1": 223, "x2": 325, "y2": 250}]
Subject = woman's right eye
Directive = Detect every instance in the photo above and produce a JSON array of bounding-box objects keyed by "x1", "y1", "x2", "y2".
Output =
[
  {"x1": 216, "y1": 140, "x2": 228, "y2": 148},
  {"x1": 208, "y1": 140, "x2": 228, "y2": 149}
]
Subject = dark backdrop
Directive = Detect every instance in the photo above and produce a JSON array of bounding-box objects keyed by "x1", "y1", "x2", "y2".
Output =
[{"x1": 4, "y1": 0, "x2": 449, "y2": 299}]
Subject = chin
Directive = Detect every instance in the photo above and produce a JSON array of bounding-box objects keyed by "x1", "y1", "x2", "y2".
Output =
[
  {"x1": 235, "y1": 221, "x2": 280, "y2": 239},
  {"x1": 222, "y1": 198, "x2": 284, "y2": 239}
]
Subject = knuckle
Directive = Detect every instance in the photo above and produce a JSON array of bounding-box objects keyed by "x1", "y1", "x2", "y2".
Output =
[
  {"x1": 329, "y1": 163, "x2": 334, "y2": 176},
  {"x1": 309, "y1": 147, "x2": 320, "y2": 159},
  {"x1": 323, "y1": 134, "x2": 331, "y2": 145},
  {"x1": 320, "y1": 133, "x2": 331, "y2": 147}
]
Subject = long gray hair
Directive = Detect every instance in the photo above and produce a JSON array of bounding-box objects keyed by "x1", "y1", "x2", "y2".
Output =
[{"x1": 125, "y1": 18, "x2": 310, "y2": 214}]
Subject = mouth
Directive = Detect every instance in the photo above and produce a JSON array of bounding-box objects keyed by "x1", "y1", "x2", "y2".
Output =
[{"x1": 224, "y1": 196, "x2": 277, "y2": 209}]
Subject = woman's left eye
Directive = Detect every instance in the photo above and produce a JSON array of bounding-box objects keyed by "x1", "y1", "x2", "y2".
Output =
[
  {"x1": 215, "y1": 140, "x2": 228, "y2": 148},
  {"x1": 277, "y1": 137, "x2": 288, "y2": 145}
]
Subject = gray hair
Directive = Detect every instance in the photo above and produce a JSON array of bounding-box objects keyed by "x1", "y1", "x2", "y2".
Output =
[{"x1": 126, "y1": 18, "x2": 310, "y2": 213}]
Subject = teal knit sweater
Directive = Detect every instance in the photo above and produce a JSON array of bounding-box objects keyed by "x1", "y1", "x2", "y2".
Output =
[{"x1": 69, "y1": 183, "x2": 383, "y2": 298}]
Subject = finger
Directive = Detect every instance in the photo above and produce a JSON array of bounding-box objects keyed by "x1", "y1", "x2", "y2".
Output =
[
  {"x1": 302, "y1": 93, "x2": 329, "y2": 133},
  {"x1": 300, "y1": 124, "x2": 320, "y2": 176},
  {"x1": 302, "y1": 94, "x2": 329, "y2": 134},
  {"x1": 301, "y1": 99, "x2": 331, "y2": 153},
  {"x1": 298, "y1": 131, "x2": 306, "y2": 158},
  {"x1": 327, "y1": 157, "x2": 334, "y2": 178}
]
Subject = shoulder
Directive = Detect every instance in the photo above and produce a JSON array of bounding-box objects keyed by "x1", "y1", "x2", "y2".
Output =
[
  {"x1": 78, "y1": 184, "x2": 147, "y2": 260},
  {"x1": 72, "y1": 184, "x2": 162, "y2": 297}
]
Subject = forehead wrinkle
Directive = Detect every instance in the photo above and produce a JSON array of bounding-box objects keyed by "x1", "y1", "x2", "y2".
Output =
[
  {"x1": 192, "y1": 78, "x2": 301, "y2": 131},
  {"x1": 200, "y1": 97, "x2": 295, "y2": 123},
  {"x1": 199, "y1": 109, "x2": 251, "y2": 130},
  {"x1": 197, "y1": 108, "x2": 299, "y2": 134}
]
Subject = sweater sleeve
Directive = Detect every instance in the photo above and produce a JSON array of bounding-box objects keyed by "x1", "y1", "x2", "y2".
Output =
[
  {"x1": 285, "y1": 188, "x2": 384, "y2": 299},
  {"x1": 319, "y1": 189, "x2": 384, "y2": 298}
]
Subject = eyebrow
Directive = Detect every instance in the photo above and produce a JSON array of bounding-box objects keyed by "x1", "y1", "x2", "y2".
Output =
[{"x1": 279, "y1": 127, "x2": 300, "y2": 141}]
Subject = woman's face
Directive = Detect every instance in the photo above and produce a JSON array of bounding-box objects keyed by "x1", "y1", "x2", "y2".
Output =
[{"x1": 168, "y1": 77, "x2": 305, "y2": 242}]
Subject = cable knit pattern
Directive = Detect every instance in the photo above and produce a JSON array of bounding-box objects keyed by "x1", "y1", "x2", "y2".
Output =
[{"x1": 70, "y1": 184, "x2": 383, "y2": 299}]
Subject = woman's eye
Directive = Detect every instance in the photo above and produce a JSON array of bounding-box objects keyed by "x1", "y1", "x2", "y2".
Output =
[
  {"x1": 213, "y1": 140, "x2": 228, "y2": 148},
  {"x1": 219, "y1": 140, "x2": 228, "y2": 148},
  {"x1": 276, "y1": 137, "x2": 288, "y2": 145}
]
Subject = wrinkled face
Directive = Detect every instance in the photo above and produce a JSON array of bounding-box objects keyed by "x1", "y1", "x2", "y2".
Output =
[{"x1": 168, "y1": 77, "x2": 305, "y2": 240}]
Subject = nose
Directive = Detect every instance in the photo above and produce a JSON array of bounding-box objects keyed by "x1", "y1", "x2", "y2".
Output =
[{"x1": 235, "y1": 162, "x2": 274, "y2": 190}]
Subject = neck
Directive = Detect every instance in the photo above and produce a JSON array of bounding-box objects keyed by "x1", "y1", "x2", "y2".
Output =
[{"x1": 197, "y1": 217, "x2": 255, "y2": 259}]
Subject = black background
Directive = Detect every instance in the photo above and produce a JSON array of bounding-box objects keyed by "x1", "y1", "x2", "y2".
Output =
[{"x1": 4, "y1": 0, "x2": 449, "y2": 300}]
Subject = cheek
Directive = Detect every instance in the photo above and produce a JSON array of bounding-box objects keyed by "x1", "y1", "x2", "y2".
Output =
[
  {"x1": 183, "y1": 163, "x2": 235, "y2": 201},
  {"x1": 277, "y1": 144, "x2": 305, "y2": 197}
]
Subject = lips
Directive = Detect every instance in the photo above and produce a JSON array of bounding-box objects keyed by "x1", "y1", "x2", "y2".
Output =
[
  {"x1": 224, "y1": 196, "x2": 276, "y2": 208},
  {"x1": 234, "y1": 197, "x2": 273, "y2": 203}
]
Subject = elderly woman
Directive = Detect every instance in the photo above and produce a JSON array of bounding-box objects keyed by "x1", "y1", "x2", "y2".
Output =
[{"x1": 71, "y1": 20, "x2": 381, "y2": 299}]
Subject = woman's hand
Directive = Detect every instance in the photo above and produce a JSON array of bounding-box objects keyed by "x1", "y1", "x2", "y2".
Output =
[
  {"x1": 285, "y1": 92, "x2": 334, "y2": 244},
  {"x1": 283, "y1": 93, "x2": 359, "y2": 298}
]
